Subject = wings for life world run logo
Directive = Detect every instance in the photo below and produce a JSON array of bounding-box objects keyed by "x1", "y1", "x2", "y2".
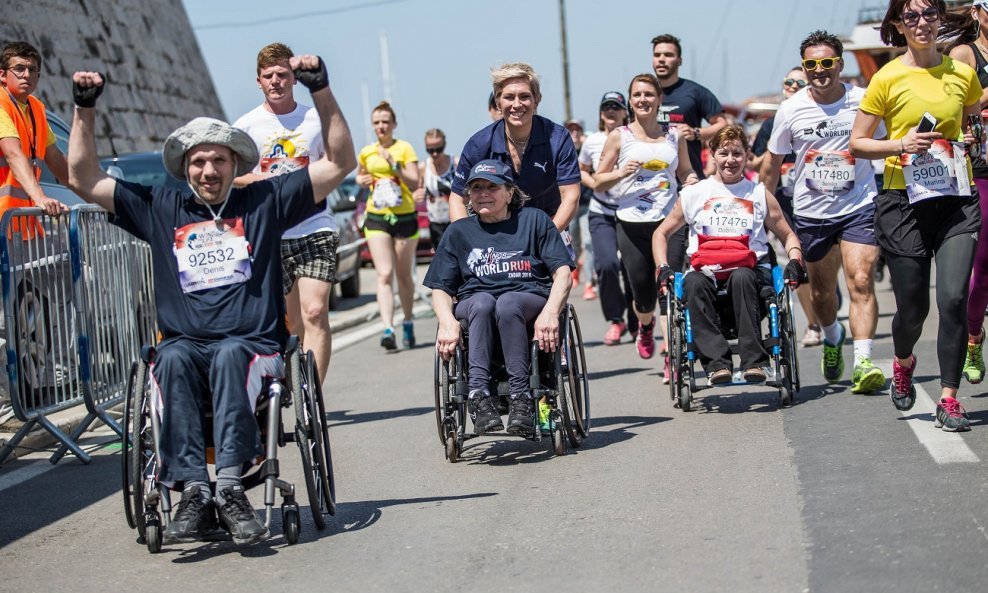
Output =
[
  {"x1": 260, "y1": 132, "x2": 310, "y2": 174},
  {"x1": 466, "y1": 247, "x2": 532, "y2": 279}
]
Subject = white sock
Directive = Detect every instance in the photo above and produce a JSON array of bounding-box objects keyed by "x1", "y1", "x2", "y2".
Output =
[
  {"x1": 853, "y1": 339, "x2": 873, "y2": 364},
  {"x1": 822, "y1": 321, "x2": 843, "y2": 345}
]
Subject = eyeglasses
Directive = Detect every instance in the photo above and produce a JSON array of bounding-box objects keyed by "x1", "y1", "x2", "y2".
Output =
[
  {"x1": 901, "y1": 7, "x2": 939, "y2": 27},
  {"x1": 783, "y1": 78, "x2": 808, "y2": 88},
  {"x1": 801, "y1": 57, "x2": 841, "y2": 71},
  {"x1": 6, "y1": 64, "x2": 40, "y2": 76},
  {"x1": 601, "y1": 103, "x2": 624, "y2": 111},
  {"x1": 425, "y1": 144, "x2": 446, "y2": 155}
]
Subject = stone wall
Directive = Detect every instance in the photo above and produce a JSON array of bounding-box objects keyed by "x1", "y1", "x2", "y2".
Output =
[{"x1": 0, "y1": 0, "x2": 224, "y2": 154}]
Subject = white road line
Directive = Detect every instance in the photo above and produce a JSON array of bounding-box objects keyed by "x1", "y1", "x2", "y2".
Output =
[
  {"x1": 332, "y1": 302, "x2": 433, "y2": 354},
  {"x1": 876, "y1": 361, "x2": 980, "y2": 464}
]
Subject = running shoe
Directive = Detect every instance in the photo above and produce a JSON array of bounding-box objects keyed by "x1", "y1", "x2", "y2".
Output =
[
  {"x1": 216, "y1": 486, "x2": 268, "y2": 546},
  {"x1": 603, "y1": 321, "x2": 627, "y2": 346},
  {"x1": 662, "y1": 354, "x2": 671, "y2": 384},
  {"x1": 583, "y1": 282, "x2": 597, "y2": 300},
  {"x1": 801, "y1": 325, "x2": 822, "y2": 348},
  {"x1": 963, "y1": 333, "x2": 985, "y2": 384},
  {"x1": 708, "y1": 368, "x2": 732, "y2": 385},
  {"x1": 402, "y1": 320, "x2": 416, "y2": 348},
  {"x1": 851, "y1": 357, "x2": 887, "y2": 394},
  {"x1": 537, "y1": 399, "x2": 553, "y2": 434},
  {"x1": 163, "y1": 485, "x2": 215, "y2": 543},
  {"x1": 890, "y1": 355, "x2": 917, "y2": 411},
  {"x1": 636, "y1": 319, "x2": 655, "y2": 359},
  {"x1": 381, "y1": 327, "x2": 397, "y2": 351},
  {"x1": 821, "y1": 324, "x2": 846, "y2": 384},
  {"x1": 468, "y1": 389, "x2": 503, "y2": 434},
  {"x1": 506, "y1": 396, "x2": 535, "y2": 435},
  {"x1": 934, "y1": 396, "x2": 971, "y2": 432}
]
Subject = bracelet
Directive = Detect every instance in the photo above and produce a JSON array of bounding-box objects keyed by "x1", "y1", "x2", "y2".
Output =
[{"x1": 787, "y1": 247, "x2": 802, "y2": 254}]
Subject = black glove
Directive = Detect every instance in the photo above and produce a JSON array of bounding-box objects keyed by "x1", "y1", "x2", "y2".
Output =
[
  {"x1": 784, "y1": 259, "x2": 807, "y2": 287},
  {"x1": 294, "y1": 58, "x2": 329, "y2": 93},
  {"x1": 657, "y1": 264, "x2": 675, "y2": 286},
  {"x1": 73, "y1": 73, "x2": 105, "y2": 108}
]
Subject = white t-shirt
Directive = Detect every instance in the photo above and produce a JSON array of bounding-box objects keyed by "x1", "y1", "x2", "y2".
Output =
[
  {"x1": 681, "y1": 177, "x2": 771, "y2": 263},
  {"x1": 768, "y1": 84, "x2": 882, "y2": 220},
  {"x1": 610, "y1": 126, "x2": 680, "y2": 223},
  {"x1": 234, "y1": 103, "x2": 336, "y2": 238},
  {"x1": 577, "y1": 131, "x2": 619, "y2": 215}
]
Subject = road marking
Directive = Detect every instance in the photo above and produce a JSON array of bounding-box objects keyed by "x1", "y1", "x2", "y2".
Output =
[
  {"x1": 877, "y1": 361, "x2": 979, "y2": 464},
  {"x1": 332, "y1": 302, "x2": 433, "y2": 354}
]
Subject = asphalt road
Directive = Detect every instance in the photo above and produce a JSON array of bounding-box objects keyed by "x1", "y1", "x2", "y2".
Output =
[{"x1": 1, "y1": 270, "x2": 987, "y2": 593}]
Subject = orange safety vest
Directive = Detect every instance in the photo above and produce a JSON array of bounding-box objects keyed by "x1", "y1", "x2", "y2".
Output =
[{"x1": 0, "y1": 89, "x2": 47, "y2": 238}]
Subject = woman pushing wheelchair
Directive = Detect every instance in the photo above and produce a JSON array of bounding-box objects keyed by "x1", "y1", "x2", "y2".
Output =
[
  {"x1": 653, "y1": 125, "x2": 806, "y2": 385},
  {"x1": 425, "y1": 160, "x2": 573, "y2": 436}
]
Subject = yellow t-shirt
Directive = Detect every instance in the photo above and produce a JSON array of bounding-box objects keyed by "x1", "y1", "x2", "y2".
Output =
[
  {"x1": 0, "y1": 100, "x2": 56, "y2": 148},
  {"x1": 859, "y1": 55, "x2": 982, "y2": 190},
  {"x1": 358, "y1": 139, "x2": 418, "y2": 215}
]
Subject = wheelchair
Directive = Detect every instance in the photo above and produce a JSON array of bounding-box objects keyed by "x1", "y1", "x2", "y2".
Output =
[
  {"x1": 665, "y1": 266, "x2": 801, "y2": 412},
  {"x1": 434, "y1": 303, "x2": 590, "y2": 462},
  {"x1": 119, "y1": 337, "x2": 335, "y2": 553}
]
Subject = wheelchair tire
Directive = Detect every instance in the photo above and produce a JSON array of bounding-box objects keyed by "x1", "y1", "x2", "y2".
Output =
[
  {"x1": 129, "y1": 358, "x2": 153, "y2": 541},
  {"x1": 309, "y1": 351, "x2": 337, "y2": 517},
  {"x1": 121, "y1": 361, "x2": 138, "y2": 530},
  {"x1": 291, "y1": 350, "x2": 327, "y2": 530},
  {"x1": 445, "y1": 434, "x2": 459, "y2": 463},
  {"x1": 145, "y1": 515, "x2": 162, "y2": 554},
  {"x1": 551, "y1": 411, "x2": 566, "y2": 456},
  {"x1": 283, "y1": 505, "x2": 300, "y2": 545},
  {"x1": 782, "y1": 286, "x2": 801, "y2": 393},
  {"x1": 434, "y1": 352, "x2": 449, "y2": 447},
  {"x1": 667, "y1": 294, "x2": 682, "y2": 404},
  {"x1": 678, "y1": 374, "x2": 693, "y2": 412},
  {"x1": 564, "y1": 305, "x2": 590, "y2": 439}
]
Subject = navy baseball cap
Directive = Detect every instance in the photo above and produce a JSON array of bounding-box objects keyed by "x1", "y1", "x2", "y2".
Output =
[
  {"x1": 600, "y1": 91, "x2": 627, "y2": 110},
  {"x1": 466, "y1": 159, "x2": 514, "y2": 185}
]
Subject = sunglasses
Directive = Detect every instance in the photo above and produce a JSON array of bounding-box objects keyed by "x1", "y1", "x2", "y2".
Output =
[
  {"x1": 901, "y1": 7, "x2": 939, "y2": 27},
  {"x1": 425, "y1": 145, "x2": 446, "y2": 155},
  {"x1": 783, "y1": 78, "x2": 808, "y2": 88},
  {"x1": 601, "y1": 103, "x2": 625, "y2": 111},
  {"x1": 802, "y1": 57, "x2": 841, "y2": 71}
]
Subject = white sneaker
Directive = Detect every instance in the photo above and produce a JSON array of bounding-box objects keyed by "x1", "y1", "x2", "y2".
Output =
[{"x1": 801, "y1": 325, "x2": 822, "y2": 348}]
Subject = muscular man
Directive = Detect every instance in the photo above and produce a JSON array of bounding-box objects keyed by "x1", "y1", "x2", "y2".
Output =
[
  {"x1": 761, "y1": 30, "x2": 886, "y2": 394},
  {"x1": 67, "y1": 56, "x2": 355, "y2": 545},
  {"x1": 234, "y1": 42, "x2": 338, "y2": 382}
]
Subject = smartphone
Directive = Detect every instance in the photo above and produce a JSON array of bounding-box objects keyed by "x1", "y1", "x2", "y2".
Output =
[{"x1": 917, "y1": 112, "x2": 937, "y2": 133}]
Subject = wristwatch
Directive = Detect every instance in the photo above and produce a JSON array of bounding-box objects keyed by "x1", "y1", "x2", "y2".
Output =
[{"x1": 693, "y1": 127, "x2": 702, "y2": 140}]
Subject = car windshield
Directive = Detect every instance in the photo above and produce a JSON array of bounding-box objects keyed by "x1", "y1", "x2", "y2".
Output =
[{"x1": 100, "y1": 154, "x2": 186, "y2": 190}]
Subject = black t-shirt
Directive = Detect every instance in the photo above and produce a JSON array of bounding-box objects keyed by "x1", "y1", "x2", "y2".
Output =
[
  {"x1": 112, "y1": 169, "x2": 319, "y2": 349},
  {"x1": 657, "y1": 78, "x2": 724, "y2": 177},
  {"x1": 423, "y1": 207, "x2": 574, "y2": 300}
]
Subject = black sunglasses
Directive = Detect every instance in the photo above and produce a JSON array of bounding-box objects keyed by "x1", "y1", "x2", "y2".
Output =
[
  {"x1": 901, "y1": 7, "x2": 939, "y2": 27},
  {"x1": 426, "y1": 145, "x2": 446, "y2": 155}
]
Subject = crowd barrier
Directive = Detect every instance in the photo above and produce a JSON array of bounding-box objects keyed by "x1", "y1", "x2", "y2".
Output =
[{"x1": 0, "y1": 206, "x2": 155, "y2": 465}]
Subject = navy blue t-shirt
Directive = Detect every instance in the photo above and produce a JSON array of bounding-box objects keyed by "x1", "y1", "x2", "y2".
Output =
[
  {"x1": 423, "y1": 207, "x2": 574, "y2": 300},
  {"x1": 452, "y1": 115, "x2": 581, "y2": 217},
  {"x1": 112, "y1": 169, "x2": 319, "y2": 349},
  {"x1": 656, "y1": 78, "x2": 724, "y2": 176}
]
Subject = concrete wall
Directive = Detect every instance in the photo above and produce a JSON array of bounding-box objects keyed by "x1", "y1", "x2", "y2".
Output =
[{"x1": 0, "y1": 0, "x2": 225, "y2": 155}]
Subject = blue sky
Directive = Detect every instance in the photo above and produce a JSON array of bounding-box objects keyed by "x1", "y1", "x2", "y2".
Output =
[{"x1": 183, "y1": 0, "x2": 873, "y2": 158}]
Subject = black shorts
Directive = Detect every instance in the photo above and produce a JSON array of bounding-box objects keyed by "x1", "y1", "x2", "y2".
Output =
[
  {"x1": 793, "y1": 205, "x2": 878, "y2": 263},
  {"x1": 363, "y1": 212, "x2": 419, "y2": 239},
  {"x1": 873, "y1": 188, "x2": 981, "y2": 258}
]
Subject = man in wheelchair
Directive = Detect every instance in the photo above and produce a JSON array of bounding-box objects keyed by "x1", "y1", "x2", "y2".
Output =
[
  {"x1": 66, "y1": 57, "x2": 355, "y2": 544},
  {"x1": 654, "y1": 125, "x2": 805, "y2": 384},
  {"x1": 425, "y1": 160, "x2": 573, "y2": 436}
]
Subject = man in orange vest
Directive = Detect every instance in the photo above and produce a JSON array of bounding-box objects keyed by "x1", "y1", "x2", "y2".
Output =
[{"x1": 0, "y1": 41, "x2": 68, "y2": 220}]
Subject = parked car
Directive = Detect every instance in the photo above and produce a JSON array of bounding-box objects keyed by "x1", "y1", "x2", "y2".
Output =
[
  {"x1": 345, "y1": 176, "x2": 433, "y2": 265},
  {"x1": 99, "y1": 152, "x2": 365, "y2": 307}
]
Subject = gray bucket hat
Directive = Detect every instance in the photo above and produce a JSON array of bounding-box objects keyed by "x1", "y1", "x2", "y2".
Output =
[{"x1": 162, "y1": 117, "x2": 259, "y2": 180}]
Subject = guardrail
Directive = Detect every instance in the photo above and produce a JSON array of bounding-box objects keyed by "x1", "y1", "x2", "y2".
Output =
[{"x1": 0, "y1": 206, "x2": 155, "y2": 465}]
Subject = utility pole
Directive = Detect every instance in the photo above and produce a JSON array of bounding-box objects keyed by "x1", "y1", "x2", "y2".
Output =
[{"x1": 558, "y1": 0, "x2": 572, "y2": 121}]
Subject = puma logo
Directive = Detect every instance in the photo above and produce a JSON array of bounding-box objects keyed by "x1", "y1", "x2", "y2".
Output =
[{"x1": 533, "y1": 161, "x2": 548, "y2": 173}]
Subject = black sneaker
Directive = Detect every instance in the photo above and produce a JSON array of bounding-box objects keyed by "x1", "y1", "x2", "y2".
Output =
[
  {"x1": 163, "y1": 485, "x2": 215, "y2": 543},
  {"x1": 506, "y1": 396, "x2": 535, "y2": 435},
  {"x1": 468, "y1": 389, "x2": 503, "y2": 434},
  {"x1": 216, "y1": 486, "x2": 268, "y2": 545}
]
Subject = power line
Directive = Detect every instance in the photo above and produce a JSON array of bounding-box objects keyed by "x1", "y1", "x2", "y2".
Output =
[{"x1": 193, "y1": 0, "x2": 406, "y2": 31}]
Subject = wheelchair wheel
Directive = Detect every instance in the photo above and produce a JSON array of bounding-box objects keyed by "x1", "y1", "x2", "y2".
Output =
[
  {"x1": 551, "y1": 410, "x2": 565, "y2": 456},
  {"x1": 435, "y1": 352, "x2": 456, "y2": 448},
  {"x1": 309, "y1": 352, "x2": 337, "y2": 516},
  {"x1": 778, "y1": 361, "x2": 794, "y2": 408},
  {"x1": 564, "y1": 305, "x2": 590, "y2": 439},
  {"x1": 282, "y1": 504, "x2": 300, "y2": 545},
  {"x1": 292, "y1": 350, "x2": 331, "y2": 529},
  {"x1": 129, "y1": 357, "x2": 155, "y2": 541},
  {"x1": 145, "y1": 514, "x2": 162, "y2": 554},
  {"x1": 121, "y1": 361, "x2": 138, "y2": 530},
  {"x1": 677, "y1": 363, "x2": 693, "y2": 412},
  {"x1": 667, "y1": 293, "x2": 681, "y2": 403},
  {"x1": 781, "y1": 285, "x2": 801, "y2": 392}
]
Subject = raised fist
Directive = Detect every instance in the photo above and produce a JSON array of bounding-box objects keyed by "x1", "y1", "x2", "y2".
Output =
[{"x1": 72, "y1": 71, "x2": 105, "y2": 108}]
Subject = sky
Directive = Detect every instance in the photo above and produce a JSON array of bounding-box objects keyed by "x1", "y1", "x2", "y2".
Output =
[{"x1": 182, "y1": 0, "x2": 877, "y2": 158}]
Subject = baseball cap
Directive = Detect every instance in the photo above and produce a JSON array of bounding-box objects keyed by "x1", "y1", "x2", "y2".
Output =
[
  {"x1": 599, "y1": 91, "x2": 627, "y2": 110},
  {"x1": 975, "y1": 0, "x2": 988, "y2": 6},
  {"x1": 466, "y1": 159, "x2": 514, "y2": 186},
  {"x1": 564, "y1": 118, "x2": 585, "y2": 130}
]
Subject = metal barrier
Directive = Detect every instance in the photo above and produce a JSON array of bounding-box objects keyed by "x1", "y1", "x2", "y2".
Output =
[{"x1": 0, "y1": 206, "x2": 155, "y2": 465}]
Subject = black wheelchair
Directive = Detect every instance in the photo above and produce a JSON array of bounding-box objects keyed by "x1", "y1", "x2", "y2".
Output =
[
  {"x1": 665, "y1": 266, "x2": 801, "y2": 411},
  {"x1": 434, "y1": 303, "x2": 590, "y2": 461},
  {"x1": 120, "y1": 337, "x2": 335, "y2": 553}
]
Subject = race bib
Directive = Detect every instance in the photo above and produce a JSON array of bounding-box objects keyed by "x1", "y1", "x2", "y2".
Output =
[
  {"x1": 779, "y1": 162, "x2": 796, "y2": 196},
  {"x1": 902, "y1": 140, "x2": 972, "y2": 204},
  {"x1": 698, "y1": 197, "x2": 755, "y2": 237},
  {"x1": 804, "y1": 150, "x2": 855, "y2": 194},
  {"x1": 426, "y1": 194, "x2": 450, "y2": 223},
  {"x1": 259, "y1": 155, "x2": 309, "y2": 175},
  {"x1": 174, "y1": 218, "x2": 252, "y2": 294},
  {"x1": 560, "y1": 229, "x2": 576, "y2": 260},
  {"x1": 372, "y1": 177, "x2": 403, "y2": 209}
]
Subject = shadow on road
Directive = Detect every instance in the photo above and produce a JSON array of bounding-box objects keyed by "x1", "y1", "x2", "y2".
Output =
[
  {"x1": 588, "y1": 367, "x2": 650, "y2": 381},
  {"x1": 328, "y1": 406, "x2": 433, "y2": 428}
]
